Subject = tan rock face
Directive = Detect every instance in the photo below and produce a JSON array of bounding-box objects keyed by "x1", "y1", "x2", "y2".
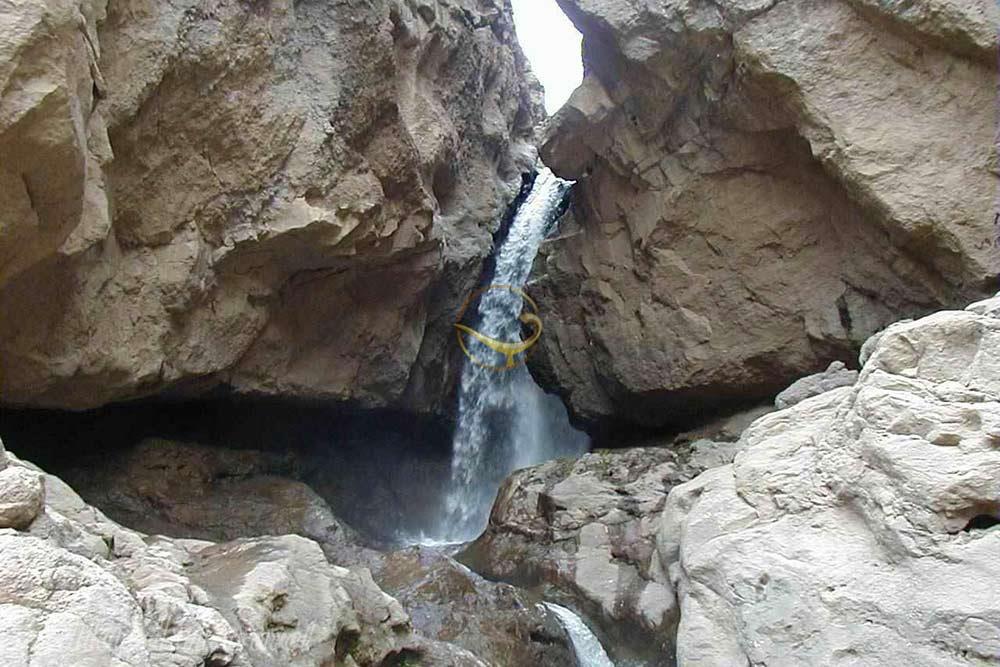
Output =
[
  {"x1": 0, "y1": 0, "x2": 542, "y2": 412},
  {"x1": 533, "y1": 0, "x2": 999, "y2": 429},
  {"x1": 660, "y1": 296, "x2": 1000, "y2": 665}
]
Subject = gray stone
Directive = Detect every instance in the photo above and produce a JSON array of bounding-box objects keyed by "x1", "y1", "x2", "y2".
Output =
[
  {"x1": 373, "y1": 546, "x2": 576, "y2": 667},
  {"x1": 967, "y1": 293, "x2": 1000, "y2": 319},
  {"x1": 0, "y1": 465, "x2": 43, "y2": 530},
  {"x1": 774, "y1": 361, "x2": 859, "y2": 409},
  {"x1": 0, "y1": 531, "x2": 151, "y2": 667},
  {"x1": 465, "y1": 448, "x2": 686, "y2": 666}
]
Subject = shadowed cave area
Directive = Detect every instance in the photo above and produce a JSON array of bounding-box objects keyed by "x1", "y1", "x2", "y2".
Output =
[
  {"x1": 1, "y1": 398, "x2": 459, "y2": 547},
  {"x1": 0, "y1": 387, "x2": 764, "y2": 551}
]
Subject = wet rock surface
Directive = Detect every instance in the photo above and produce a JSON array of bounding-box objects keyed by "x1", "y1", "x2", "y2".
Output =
[
  {"x1": 7, "y1": 433, "x2": 577, "y2": 666},
  {"x1": 531, "y1": 0, "x2": 1000, "y2": 430},
  {"x1": 464, "y1": 444, "x2": 743, "y2": 667},
  {"x1": 3, "y1": 1, "x2": 999, "y2": 665},
  {"x1": 373, "y1": 546, "x2": 576, "y2": 667}
]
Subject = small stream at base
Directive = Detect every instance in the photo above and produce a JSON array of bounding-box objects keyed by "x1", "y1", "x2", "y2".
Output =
[{"x1": 543, "y1": 603, "x2": 617, "y2": 667}]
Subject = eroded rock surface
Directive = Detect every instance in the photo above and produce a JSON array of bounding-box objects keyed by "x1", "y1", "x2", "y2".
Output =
[
  {"x1": 532, "y1": 0, "x2": 1000, "y2": 429},
  {"x1": 0, "y1": 0, "x2": 541, "y2": 413},
  {"x1": 465, "y1": 445, "x2": 744, "y2": 667},
  {"x1": 2, "y1": 433, "x2": 581, "y2": 666},
  {"x1": 0, "y1": 437, "x2": 530, "y2": 666},
  {"x1": 661, "y1": 295, "x2": 1000, "y2": 665},
  {"x1": 0, "y1": 464, "x2": 43, "y2": 530},
  {"x1": 774, "y1": 360, "x2": 859, "y2": 409}
]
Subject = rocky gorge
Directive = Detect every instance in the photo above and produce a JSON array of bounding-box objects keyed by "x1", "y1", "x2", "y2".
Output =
[{"x1": 1, "y1": 0, "x2": 999, "y2": 666}]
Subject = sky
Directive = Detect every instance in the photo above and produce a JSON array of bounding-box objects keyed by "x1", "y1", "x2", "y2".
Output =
[{"x1": 510, "y1": 0, "x2": 584, "y2": 115}]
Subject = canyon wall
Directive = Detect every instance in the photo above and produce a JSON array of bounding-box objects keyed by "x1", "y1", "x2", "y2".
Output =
[
  {"x1": 533, "y1": 0, "x2": 1000, "y2": 430},
  {"x1": 0, "y1": 0, "x2": 542, "y2": 412}
]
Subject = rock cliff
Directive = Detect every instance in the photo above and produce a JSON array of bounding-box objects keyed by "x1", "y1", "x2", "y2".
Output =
[
  {"x1": 0, "y1": 0, "x2": 542, "y2": 412},
  {"x1": 533, "y1": 0, "x2": 1000, "y2": 429}
]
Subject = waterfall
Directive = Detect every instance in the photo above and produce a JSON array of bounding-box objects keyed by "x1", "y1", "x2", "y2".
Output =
[
  {"x1": 438, "y1": 167, "x2": 589, "y2": 542},
  {"x1": 542, "y1": 603, "x2": 616, "y2": 667}
]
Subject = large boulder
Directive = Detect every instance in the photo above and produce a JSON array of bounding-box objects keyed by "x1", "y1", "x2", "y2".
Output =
[
  {"x1": 531, "y1": 0, "x2": 999, "y2": 430},
  {"x1": 660, "y1": 295, "x2": 1000, "y2": 665},
  {"x1": 0, "y1": 0, "x2": 542, "y2": 413}
]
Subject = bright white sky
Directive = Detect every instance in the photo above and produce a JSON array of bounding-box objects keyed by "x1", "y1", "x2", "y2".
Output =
[{"x1": 510, "y1": 0, "x2": 584, "y2": 115}]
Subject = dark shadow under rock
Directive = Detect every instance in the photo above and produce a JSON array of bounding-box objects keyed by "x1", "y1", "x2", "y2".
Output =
[
  {"x1": 59, "y1": 438, "x2": 362, "y2": 552},
  {"x1": 0, "y1": 398, "x2": 456, "y2": 546}
]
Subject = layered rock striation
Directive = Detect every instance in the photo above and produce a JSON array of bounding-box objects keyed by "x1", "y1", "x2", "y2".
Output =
[
  {"x1": 0, "y1": 0, "x2": 542, "y2": 413},
  {"x1": 533, "y1": 0, "x2": 1000, "y2": 429}
]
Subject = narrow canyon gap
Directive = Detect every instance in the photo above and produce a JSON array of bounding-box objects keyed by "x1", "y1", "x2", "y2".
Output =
[
  {"x1": 511, "y1": 0, "x2": 584, "y2": 113},
  {"x1": 435, "y1": 169, "x2": 589, "y2": 543}
]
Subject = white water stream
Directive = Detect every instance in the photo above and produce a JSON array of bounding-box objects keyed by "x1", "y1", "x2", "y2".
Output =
[
  {"x1": 437, "y1": 168, "x2": 589, "y2": 541},
  {"x1": 543, "y1": 603, "x2": 617, "y2": 667}
]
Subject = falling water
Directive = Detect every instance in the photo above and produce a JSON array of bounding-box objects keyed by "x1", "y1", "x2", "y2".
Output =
[
  {"x1": 438, "y1": 168, "x2": 589, "y2": 542},
  {"x1": 542, "y1": 603, "x2": 616, "y2": 667}
]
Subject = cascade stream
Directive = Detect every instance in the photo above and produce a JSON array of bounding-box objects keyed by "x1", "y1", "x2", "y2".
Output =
[
  {"x1": 543, "y1": 603, "x2": 617, "y2": 667},
  {"x1": 436, "y1": 167, "x2": 589, "y2": 542}
]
